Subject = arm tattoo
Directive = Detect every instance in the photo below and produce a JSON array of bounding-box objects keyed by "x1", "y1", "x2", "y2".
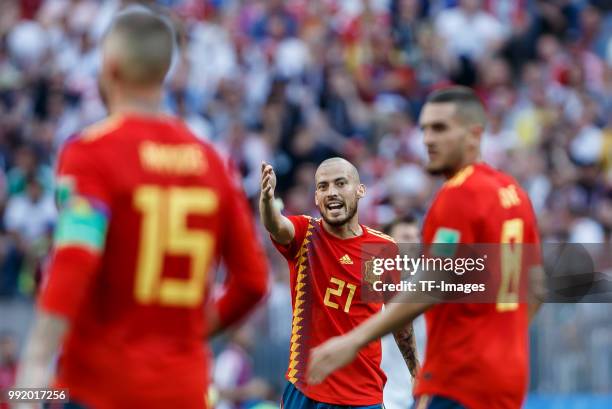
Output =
[{"x1": 392, "y1": 323, "x2": 419, "y2": 378}]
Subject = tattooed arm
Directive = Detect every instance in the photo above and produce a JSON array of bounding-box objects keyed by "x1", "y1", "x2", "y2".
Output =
[{"x1": 392, "y1": 324, "x2": 419, "y2": 378}]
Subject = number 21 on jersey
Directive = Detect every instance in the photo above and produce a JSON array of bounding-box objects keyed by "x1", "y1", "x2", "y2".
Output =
[{"x1": 324, "y1": 277, "x2": 357, "y2": 313}]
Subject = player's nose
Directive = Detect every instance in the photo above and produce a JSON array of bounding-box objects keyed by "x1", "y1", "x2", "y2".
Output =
[
  {"x1": 423, "y1": 130, "x2": 436, "y2": 145},
  {"x1": 324, "y1": 194, "x2": 339, "y2": 205},
  {"x1": 327, "y1": 185, "x2": 340, "y2": 196}
]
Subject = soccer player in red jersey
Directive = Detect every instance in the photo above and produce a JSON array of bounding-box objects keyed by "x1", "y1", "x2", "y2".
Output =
[
  {"x1": 14, "y1": 8, "x2": 268, "y2": 409},
  {"x1": 260, "y1": 157, "x2": 418, "y2": 409},
  {"x1": 307, "y1": 87, "x2": 543, "y2": 409}
]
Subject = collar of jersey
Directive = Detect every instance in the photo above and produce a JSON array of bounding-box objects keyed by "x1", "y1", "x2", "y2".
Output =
[{"x1": 317, "y1": 218, "x2": 368, "y2": 242}]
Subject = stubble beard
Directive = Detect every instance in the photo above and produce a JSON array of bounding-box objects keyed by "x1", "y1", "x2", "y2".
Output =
[{"x1": 320, "y1": 201, "x2": 358, "y2": 227}]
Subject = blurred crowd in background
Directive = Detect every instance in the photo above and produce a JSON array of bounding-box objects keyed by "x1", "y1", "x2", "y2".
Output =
[{"x1": 0, "y1": 0, "x2": 611, "y2": 406}]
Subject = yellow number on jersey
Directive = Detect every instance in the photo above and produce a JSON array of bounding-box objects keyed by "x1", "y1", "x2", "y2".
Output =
[
  {"x1": 134, "y1": 186, "x2": 218, "y2": 307},
  {"x1": 497, "y1": 218, "x2": 524, "y2": 312},
  {"x1": 323, "y1": 277, "x2": 357, "y2": 313}
]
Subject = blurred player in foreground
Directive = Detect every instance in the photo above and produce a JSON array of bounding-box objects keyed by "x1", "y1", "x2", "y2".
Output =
[
  {"x1": 15, "y1": 7, "x2": 268, "y2": 409},
  {"x1": 308, "y1": 87, "x2": 543, "y2": 409},
  {"x1": 260, "y1": 158, "x2": 418, "y2": 409}
]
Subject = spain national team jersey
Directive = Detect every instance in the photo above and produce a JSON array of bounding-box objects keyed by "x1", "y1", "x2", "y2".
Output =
[
  {"x1": 414, "y1": 163, "x2": 541, "y2": 409},
  {"x1": 39, "y1": 113, "x2": 268, "y2": 409},
  {"x1": 273, "y1": 215, "x2": 396, "y2": 406}
]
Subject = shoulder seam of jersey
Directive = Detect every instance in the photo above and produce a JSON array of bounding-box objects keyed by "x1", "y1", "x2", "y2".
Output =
[
  {"x1": 80, "y1": 115, "x2": 125, "y2": 143},
  {"x1": 444, "y1": 165, "x2": 475, "y2": 188},
  {"x1": 365, "y1": 226, "x2": 396, "y2": 243}
]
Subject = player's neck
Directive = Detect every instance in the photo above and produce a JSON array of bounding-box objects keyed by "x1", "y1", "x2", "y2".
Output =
[
  {"x1": 322, "y1": 218, "x2": 363, "y2": 239},
  {"x1": 108, "y1": 89, "x2": 164, "y2": 117},
  {"x1": 445, "y1": 155, "x2": 480, "y2": 179}
]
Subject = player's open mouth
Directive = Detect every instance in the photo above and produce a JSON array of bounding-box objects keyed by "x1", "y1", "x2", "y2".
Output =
[{"x1": 326, "y1": 202, "x2": 344, "y2": 210}]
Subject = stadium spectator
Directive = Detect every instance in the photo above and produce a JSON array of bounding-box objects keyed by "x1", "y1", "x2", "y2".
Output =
[
  {"x1": 1, "y1": 175, "x2": 55, "y2": 296},
  {"x1": 214, "y1": 325, "x2": 274, "y2": 409},
  {"x1": 434, "y1": 0, "x2": 507, "y2": 61}
]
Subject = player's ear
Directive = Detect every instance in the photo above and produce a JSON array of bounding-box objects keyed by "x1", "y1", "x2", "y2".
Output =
[
  {"x1": 109, "y1": 60, "x2": 123, "y2": 83},
  {"x1": 101, "y1": 47, "x2": 123, "y2": 84},
  {"x1": 470, "y1": 123, "x2": 484, "y2": 142},
  {"x1": 357, "y1": 183, "x2": 366, "y2": 199},
  {"x1": 467, "y1": 123, "x2": 483, "y2": 151}
]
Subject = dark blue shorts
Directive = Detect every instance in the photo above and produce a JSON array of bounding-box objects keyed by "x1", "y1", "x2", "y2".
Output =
[
  {"x1": 281, "y1": 382, "x2": 383, "y2": 409},
  {"x1": 411, "y1": 395, "x2": 465, "y2": 409}
]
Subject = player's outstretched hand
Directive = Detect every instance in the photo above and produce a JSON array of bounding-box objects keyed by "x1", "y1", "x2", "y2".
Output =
[
  {"x1": 260, "y1": 161, "x2": 277, "y2": 201},
  {"x1": 307, "y1": 335, "x2": 359, "y2": 385}
]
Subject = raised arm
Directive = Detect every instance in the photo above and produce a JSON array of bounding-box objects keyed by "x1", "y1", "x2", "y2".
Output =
[{"x1": 259, "y1": 162, "x2": 294, "y2": 245}]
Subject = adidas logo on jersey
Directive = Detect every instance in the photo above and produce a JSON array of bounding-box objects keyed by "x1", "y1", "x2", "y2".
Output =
[{"x1": 339, "y1": 254, "x2": 353, "y2": 265}]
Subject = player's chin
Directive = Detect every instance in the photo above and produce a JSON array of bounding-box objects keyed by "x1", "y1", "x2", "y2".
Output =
[
  {"x1": 322, "y1": 212, "x2": 349, "y2": 226},
  {"x1": 425, "y1": 162, "x2": 447, "y2": 176}
]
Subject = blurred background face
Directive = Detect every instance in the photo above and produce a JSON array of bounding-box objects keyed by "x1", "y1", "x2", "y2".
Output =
[
  {"x1": 15, "y1": 148, "x2": 36, "y2": 172},
  {"x1": 230, "y1": 325, "x2": 255, "y2": 351},
  {"x1": 389, "y1": 222, "x2": 419, "y2": 242},
  {"x1": 314, "y1": 162, "x2": 363, "y2": 226},
  {"x1": 389, "y1": 221, "x2": 420, "y2": 258},
  {"x1": 420, "y1": 102, "x2": 471, "y2": 175},
  {"x1": 26, "y1": 180, "x2": 43, "y2": 202}
]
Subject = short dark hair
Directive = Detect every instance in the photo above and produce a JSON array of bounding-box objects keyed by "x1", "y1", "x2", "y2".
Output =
[
  {"x1": 382, "y1": 213, "x2": 418, "y2": 235},
  {"x1": 426, "y1": 85, "x2": 481, "y2": 104},
  {"x1": 105, "y1": 7, "x2": 175, "y2": 85},
  {"x1": 425, "y1": 86, "x2": 486, "y2": 126}
]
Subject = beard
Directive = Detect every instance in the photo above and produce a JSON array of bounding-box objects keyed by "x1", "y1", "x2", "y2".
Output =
[
  {"x1": 426, "y1": 163, "x2": 452, "y2": 176},
  {"x1": 320, "y1": 200, "x2": 359, "y2": 226},
  {"x1": 426, "y1": 147, "x2": 465, "y2": 176}
]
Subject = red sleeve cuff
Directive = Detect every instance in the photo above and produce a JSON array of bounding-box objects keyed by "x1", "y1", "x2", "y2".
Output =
[{"x1": 38, "y1": 247, "x2": 101, "y2": 321}]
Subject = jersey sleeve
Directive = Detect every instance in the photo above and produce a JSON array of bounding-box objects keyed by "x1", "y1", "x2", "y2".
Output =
[
  {"x1": 39, "y1": 140, "x2": 111, "y2": 320},
  {"x1": 270, "y1": 215, "x2": 312, "y2": 260},
  {"x1": 213, "y1": 155, "x2": 269, "y2": 328}
]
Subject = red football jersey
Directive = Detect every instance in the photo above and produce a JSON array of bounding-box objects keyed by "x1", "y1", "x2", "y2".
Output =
[
  {"x1": 39, "y1": 114, "x2": 268, "y2": 409},
  {"x1": 414, "y1": 163, "x2": 541, "y2": 409},
  {"x1": 273, "y1": 215, "x2": 396, "y2": 405}
]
